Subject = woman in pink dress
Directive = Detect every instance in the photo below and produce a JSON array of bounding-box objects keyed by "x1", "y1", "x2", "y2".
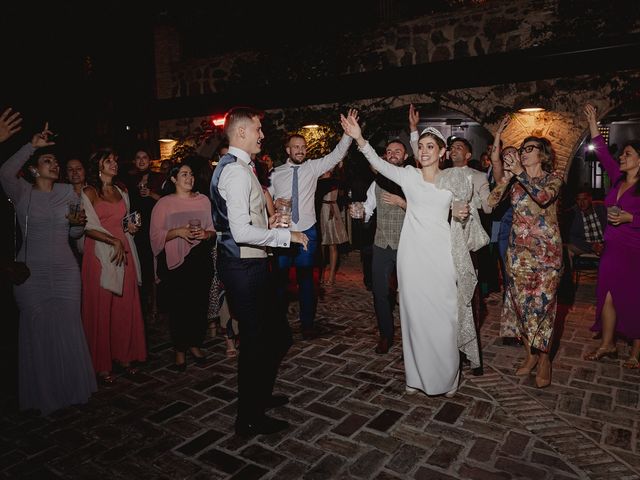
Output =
[
  {"x1": 81, "y1": 148, "x2": 146, "y2": 384},
  {"x1": 583, "y1": 104, "x2": 640, "y2": 368}
]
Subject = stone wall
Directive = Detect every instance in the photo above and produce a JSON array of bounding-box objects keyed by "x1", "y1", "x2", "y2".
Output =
[
  {"x1": 154, "y1": 0, "x2": 639, "y2": 101},
  {"x1": 159, "y1": 70, "x2": 640, "y2": 177}
]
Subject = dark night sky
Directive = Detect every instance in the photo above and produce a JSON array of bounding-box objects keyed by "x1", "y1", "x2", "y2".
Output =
[
  {"x1": 2, "y1": 2, "x2": 156, "y2": 155},
  {"x1": 2, "y1": 0, "x2": 565, "y2": 155}
]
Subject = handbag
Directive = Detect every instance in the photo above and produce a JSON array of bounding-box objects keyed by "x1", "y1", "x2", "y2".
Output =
[
  {"x1": 9, "y1": 192, "x2": 32, "y2": 285},
  {"x1": 465, "y1": 213, "x2": 490, "y2": 252}
]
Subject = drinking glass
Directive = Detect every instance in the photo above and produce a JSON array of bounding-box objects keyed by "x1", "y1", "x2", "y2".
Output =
[
  {"x1": 276, "y1": 205, "x2": 292, "y2": 228},
  {"x1": 451, "y1": 199, "x2": 467, "y2": 221},
  {"x1": 188, "y1": 218, "x2": 202, "y2": 233},
  {"x1": 67, "y1": 201, "x2": 81, "y2": 223},
  {"x1": 278, "y1": 197, "x2": 292, "y2": 208},
  {"x1": 607, "y1": 205, "x2": 620, "y2": 217},
  {"x1": 349, "y1": 202, "x2": 364, "y2": 219}
]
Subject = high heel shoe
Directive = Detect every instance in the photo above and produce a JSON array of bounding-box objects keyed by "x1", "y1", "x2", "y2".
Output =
[
  {"x1": 515, "y1": 354, "x2": 539, "y2": 376},
  {"x1": 171, "y1": 351, "x2": 187, "y2": 372},
  {"x1": 113, "y1": 362, "x2": 139, "y2": 376},
  {"x1": 535, "y1": 361, "x2": 552, "y2": 389},
  {"x1": 190, "y1": 348, "x2": 208, "y2": 366},
  {"x1": 584, "y1": 346, "x2": 618, "y2": 361},
  {"x1": 623, "y1": 356, "x2": 640, "y2": 369},
  {"x1": 98, "y1": 372, "x2": 116, "y2": 385}
]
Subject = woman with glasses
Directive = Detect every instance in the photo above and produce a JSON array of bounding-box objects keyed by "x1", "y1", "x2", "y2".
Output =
[
  {"x1": 488, "y1": 134, "x2": 563, "y2": 388},
  {"x1": 583, "y1": 104, "x2": 640, "y2": 368}
]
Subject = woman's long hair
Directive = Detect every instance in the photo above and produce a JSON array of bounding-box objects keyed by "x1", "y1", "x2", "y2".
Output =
[{"x1": 85, "y1": 148, "x2": 126, "y2": 196}]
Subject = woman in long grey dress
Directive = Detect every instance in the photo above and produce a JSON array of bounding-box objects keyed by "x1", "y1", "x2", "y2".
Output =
[{"x1": 0, "y1": 125, "x2": 96, "y2": 414}]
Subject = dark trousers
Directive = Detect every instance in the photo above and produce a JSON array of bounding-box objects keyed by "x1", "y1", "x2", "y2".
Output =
[
  {"x1": 166, "y1": 241, "x2": 213, "y2": 351},
  {"x1": 276, "y1": 225, "x2": 318, "y2": 329},
  {"x1": 220, "y1": 255, "x2": 292, "y2": 423},
  {"x1": 371, "y1": 245, "x2": 397, "y2": 341},
  {"x1": 351, "y1": 218, "x2": 374, "y2": 289}
]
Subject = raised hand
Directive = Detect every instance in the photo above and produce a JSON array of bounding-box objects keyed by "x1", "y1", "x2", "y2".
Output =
[
  {"x1": 0, "y1": 108, "x2": 22, "y2": 143},
  {"x1": 31, "y1": 122, "x2": 56, "y2": 149},
  {"x1": 340, "y1": 113, "x2": 362, "y2": 141},
  {"x1": 409, "y1": 104, "x2": 419, "y2": 132},
  {"x1": 503, "y1": 150, "x2": 523, "y2": 176},
  {"x1": 496, "y1": 114, "x2": 510, "y2": 135},
  {"x1": 583, "y1": 104, "x2": 600, "y2": 138},
  {"x1": 346, "y1": 108, "x2": 359, "y2": 123}
]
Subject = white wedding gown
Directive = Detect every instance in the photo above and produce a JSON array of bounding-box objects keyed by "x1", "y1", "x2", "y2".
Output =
[{"x1": 360, "y1": 143, "x2": 459, "y2": 395}]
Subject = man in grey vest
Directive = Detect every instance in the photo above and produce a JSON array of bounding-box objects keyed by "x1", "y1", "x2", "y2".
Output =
[
  {"x1": 356, "y1": 139, "x2": 408, "y2": 354},
  {"x1": 210, "y1": 107, "x2": 308, "y2": 436}
]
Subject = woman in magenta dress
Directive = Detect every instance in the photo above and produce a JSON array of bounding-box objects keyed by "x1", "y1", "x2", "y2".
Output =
[
  {"x1": 583, "y1": 104, "x2": 640, "y2": 367},
  {"x1": 81, "y1": 148, "x2": 146, "y2": 384}
]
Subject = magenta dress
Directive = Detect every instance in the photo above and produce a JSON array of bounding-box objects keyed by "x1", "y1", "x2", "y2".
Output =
[
  {"x1": 82, "y1": 199, "x2": 147, "y2": 372},
  {"x1": 590, "y1": 135, "x2": 640, "y2": 339}
]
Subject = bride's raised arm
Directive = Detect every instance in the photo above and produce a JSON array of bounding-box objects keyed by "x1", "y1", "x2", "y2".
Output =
[{"x1": 340, "y1": 113, "x2": 406, "y2": 188}]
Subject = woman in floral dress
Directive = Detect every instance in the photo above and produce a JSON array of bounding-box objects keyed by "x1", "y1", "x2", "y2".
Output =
[{"x1": 488, "y1": 136, "x2": 563, "y2": 388}]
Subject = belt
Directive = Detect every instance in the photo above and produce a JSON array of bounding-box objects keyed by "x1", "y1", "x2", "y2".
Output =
[{"x1": 322, "y1": 201, "x2": 337, "y2": 204}]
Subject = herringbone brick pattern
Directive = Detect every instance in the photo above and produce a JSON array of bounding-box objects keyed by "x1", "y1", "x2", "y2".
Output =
[{"x1": 1, "y1": 252, "x2": 638, "y2": 479}]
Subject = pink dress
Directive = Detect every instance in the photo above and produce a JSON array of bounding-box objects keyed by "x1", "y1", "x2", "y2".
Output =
[{"x1": 82, "y1": 199, "x2": 146, "y2": 372}]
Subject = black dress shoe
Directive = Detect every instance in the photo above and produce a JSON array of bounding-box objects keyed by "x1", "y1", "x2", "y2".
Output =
[
  {"x1": 265, "y1": 394, "x2": 289, "y2": 410},
  {"x1": 235, "y1": 415, "x2": 290, "y2": 436},
  {"x1": 375, "y1": 337, "x2": 391, "y2": 354}
]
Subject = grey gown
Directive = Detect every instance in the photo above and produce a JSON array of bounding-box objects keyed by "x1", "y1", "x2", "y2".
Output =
[{"x1": 0, "y1": 144, "x2": 96, "y2": 415}]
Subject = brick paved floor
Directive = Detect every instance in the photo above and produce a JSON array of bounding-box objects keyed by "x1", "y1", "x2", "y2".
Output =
[{"x1": 1, "y1": 252, "x2": 639, "y2": 479}]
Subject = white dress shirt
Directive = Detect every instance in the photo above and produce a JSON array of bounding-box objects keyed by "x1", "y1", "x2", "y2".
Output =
[
  {"x1": 363, "y1": 181, "x2": 377, "y2": 223},
  {"x1": 268, "y1": 134, "x2": 352, "y2": 231},
  {"x1": 218, "y1": 146, "x2": 291, "y2": 248}
]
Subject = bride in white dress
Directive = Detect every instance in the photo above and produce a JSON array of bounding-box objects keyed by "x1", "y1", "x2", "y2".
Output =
[{"x1": 341, "y1": 114, "x2": 477, "y2": 396}]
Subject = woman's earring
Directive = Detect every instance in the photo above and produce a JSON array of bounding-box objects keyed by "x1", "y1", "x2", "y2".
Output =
[{"x1": 30, "y1": 168, "x2": 40, "y2": 178}]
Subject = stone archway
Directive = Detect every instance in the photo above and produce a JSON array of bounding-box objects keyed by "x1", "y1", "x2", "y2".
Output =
[
  {"x1": 335, "y1": 71, "x2": 640, "y2": 179},
  {"x1": 158, "y1": 70, "x2": 640, "y2": 176}
]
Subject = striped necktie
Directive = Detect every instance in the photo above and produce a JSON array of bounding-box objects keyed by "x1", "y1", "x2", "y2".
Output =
[{"x1": 291, "y1": 165, "x2": 300, "y2": 224}]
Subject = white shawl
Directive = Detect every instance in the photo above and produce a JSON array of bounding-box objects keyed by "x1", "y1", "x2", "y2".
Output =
[{"x1": 81, "y1": 186, "x2": 141, "y2": 296}]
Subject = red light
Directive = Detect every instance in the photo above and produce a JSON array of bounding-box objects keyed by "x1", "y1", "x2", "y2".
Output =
[{"x1": 212, "y1": 116, "x2": 225, "y2": 127}]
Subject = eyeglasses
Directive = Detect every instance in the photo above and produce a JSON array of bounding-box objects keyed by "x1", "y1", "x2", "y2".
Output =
[{"x1": 518, "y1": 144, "x2": 542, "y2": 154}]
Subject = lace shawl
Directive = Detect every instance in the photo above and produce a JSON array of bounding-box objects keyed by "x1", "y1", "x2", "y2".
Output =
[{"x1": 436, "y1": 168, "x2": 486, "y2": 369}]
